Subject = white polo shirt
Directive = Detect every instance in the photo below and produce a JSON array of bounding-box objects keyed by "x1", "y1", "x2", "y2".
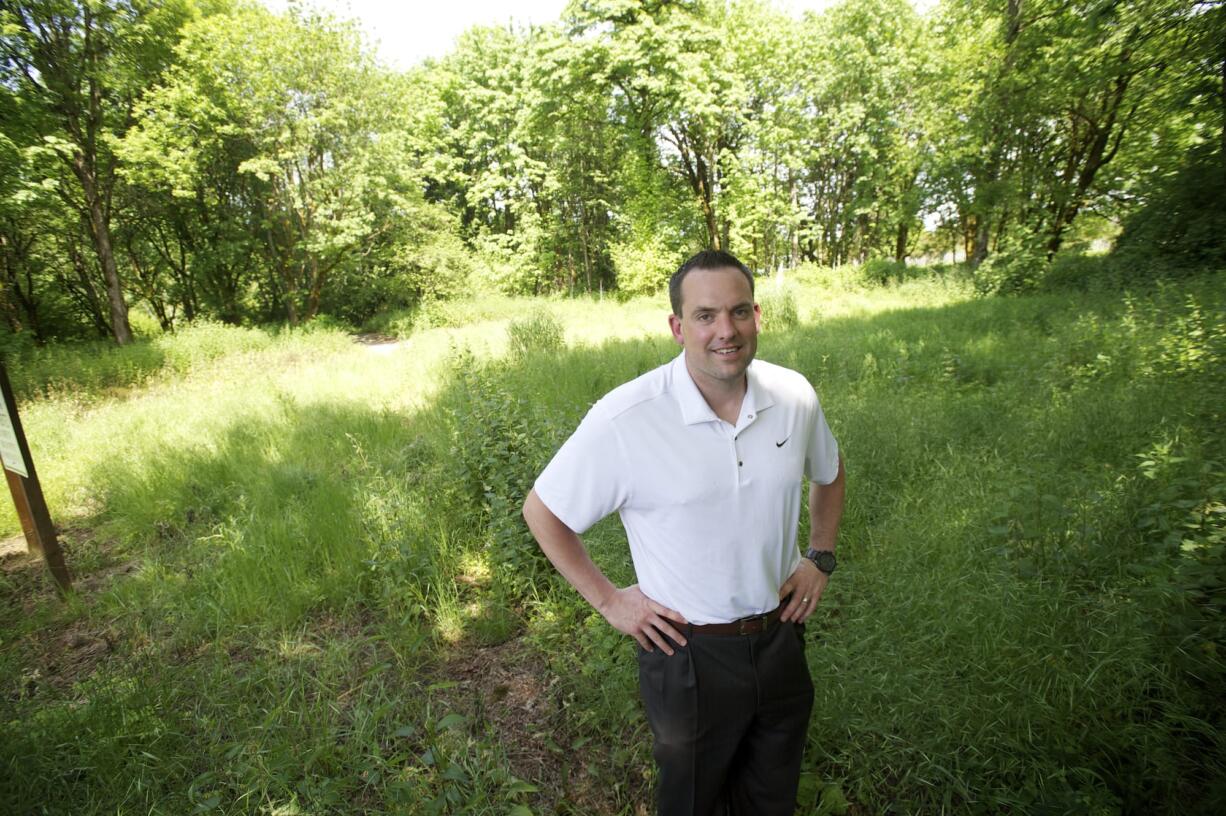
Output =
[{"x1": 534, "y1": 352, "x2": 839, "y2": 624}]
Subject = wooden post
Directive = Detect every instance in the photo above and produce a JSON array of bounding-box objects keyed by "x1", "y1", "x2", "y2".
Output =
[{"x1": 0, "y1": 362, "x2": 70, "y2": 592}]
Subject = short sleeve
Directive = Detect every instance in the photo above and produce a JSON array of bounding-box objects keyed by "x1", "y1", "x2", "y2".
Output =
[
  {"x1": 804, "y1": 394, "x2": 840, "y2": 485},
  {"x1": 533, "y1": 403, "x2": 631, "y2": 534}
]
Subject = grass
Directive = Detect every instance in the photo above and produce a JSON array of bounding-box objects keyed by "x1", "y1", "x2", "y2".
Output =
[{"x1": 1, "y1": 265, "x2": 1224, "y2": 814}]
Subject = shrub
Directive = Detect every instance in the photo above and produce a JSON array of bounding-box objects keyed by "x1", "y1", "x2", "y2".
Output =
[
  {"x1": 757, "y1": 284, "x2": 799, "y2": 329},
  {"x1": 973, "y1": 245, "x2": 1048, "y2": 295},
  {"x1": 1115, "y1": 147, "x2": 1226, "y2": 270},
  {"x1": 506, "y1": 308, "x2": 564, "y2": 359},
  {"x1": 611, "y1": 237, "x2": 678, "y2": 298},
  {"x1": 790, "y1": 262, "x2": 867, "y2": 292},
  {"x1": 360, "y1": 306, "x2": 420, "y2": 338},
  {"x1": 863, "y1": 258, "x2": 908, "y2": 285},
  {"x1": 156, "y1": 321, "x2": 274, "y2": 370},
  {"x1": 442, "y1": 354, "x2": 560, "y2": 596},
  {"x1": 127, "y1": 309, "x2": 165, "y2": 338},
  {"x1": 5, "y1": 320, "x2": 278, "y2": 400},
  {"x1": 471, "y1": 232, "x2": 544, "y2": 295},
  {"x1": 1041, "y1": 253, "x2": 1111, "y2": 292}
]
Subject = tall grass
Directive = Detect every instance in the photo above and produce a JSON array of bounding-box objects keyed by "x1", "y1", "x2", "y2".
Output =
[{"x1": 1, "y1": 269, "x2": 1223, "y2": 814}]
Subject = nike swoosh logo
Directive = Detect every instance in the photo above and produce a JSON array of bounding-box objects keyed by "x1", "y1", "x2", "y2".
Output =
[{"x1": 776, "y1": 437, "x2": 789, "y2": 447}]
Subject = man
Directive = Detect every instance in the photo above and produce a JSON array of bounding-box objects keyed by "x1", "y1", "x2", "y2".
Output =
[{"x1": 522, "y1": 249, "x2": 845, "y2": 815}]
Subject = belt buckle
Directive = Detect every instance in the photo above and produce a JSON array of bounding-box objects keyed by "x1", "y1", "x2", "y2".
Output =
[{"x1": 738, "y1": 614, "x2": 768, "y2": 635}]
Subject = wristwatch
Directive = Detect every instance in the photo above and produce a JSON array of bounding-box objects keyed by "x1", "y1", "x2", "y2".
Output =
[{"x1": 804, "y1": 548, "x2": 837, "y2": 576}]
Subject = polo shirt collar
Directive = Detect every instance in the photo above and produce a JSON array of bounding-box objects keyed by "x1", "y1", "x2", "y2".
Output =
[{"x1": 671, "y1": 352, "x2": 775, "y2": 426}]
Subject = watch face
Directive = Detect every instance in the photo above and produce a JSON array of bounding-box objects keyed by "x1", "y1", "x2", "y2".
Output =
[{"x1": 812, "y1": 550, "x2": 836, "y2": 574}]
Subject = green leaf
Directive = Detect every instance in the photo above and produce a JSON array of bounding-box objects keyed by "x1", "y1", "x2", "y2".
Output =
[{"x1": 436, "y1": 712, "x2": 467, "y2": 731}]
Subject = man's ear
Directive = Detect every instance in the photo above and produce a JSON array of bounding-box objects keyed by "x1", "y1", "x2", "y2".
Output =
[
  {"x1": 753, "y1": 302, "x2": 762, "y2": 331},
  {"x1": 668, "y1": 313, "x2": 684, "y2": 345}
]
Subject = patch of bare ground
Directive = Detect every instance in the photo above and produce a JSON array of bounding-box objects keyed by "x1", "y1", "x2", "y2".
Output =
[
  {"x1": 439, "y1": 636, "x2": 651, "y2": 815},
  {"x1": 1, "y1": 527, "x2": 136, "y2": 700},
  {"x1": 352, "y1": 332, "x2": 403, "y2": 353},
  {"x1": 352, "y1": 331, "x2": 398, "y2": 344},
  {"x1": 10, "y1": 623, "x2": 118, "y2": 701},
  {"x1": 2, "y1": 526, "x2": 135, "y2": 594}
]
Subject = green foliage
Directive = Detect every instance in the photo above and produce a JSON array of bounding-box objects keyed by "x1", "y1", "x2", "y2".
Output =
[
  {"x1": 1116, "y1": 148, "x2": 1226, "y2": 271},
  {"x1": 861, "y1": 258, "x2": 908, "y2": 286},
  {"x1": 610, "y1": 236, "x2": 677, "y2": 298},
  {"x1": 972, "y1": 244, "x2": 1048, "y2": 295},
  {"x1": 506, "y1": 309, "x2": 564, "y2": 360},
  {"x1": 470, "y1": 233, "x2": 546, "y2": 295},
  {"x1": 4, "y1": 0, "x2": 1220, "y2": 331},
  {"x1": 757, "y1": 283, "x2": 799, "y2": 330},
  {"x1": 1041, "y1": 252, "x2": 1113, "y2": 291},
  {"x1": 117, "y1": 3, "x2": 459, "y2": 327},
  {"x1": 4, "y1": 275, "x2": 1226, "y2": 813},
  {"x1": 440, "y1": 353, "x2": 561, "y2": 597},
  {"x1": 4, "y1": 320, "x2": 286, "y2": 401}
]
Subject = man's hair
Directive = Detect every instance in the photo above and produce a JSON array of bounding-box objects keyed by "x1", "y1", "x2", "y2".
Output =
[{"x1": 669, "y1": 249, "x2": 755, "y2": 316}]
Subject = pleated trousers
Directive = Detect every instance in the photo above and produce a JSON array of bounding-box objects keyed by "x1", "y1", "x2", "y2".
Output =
[{"x1": 636, "y1": 619, "x2": 814, "y2": 816}]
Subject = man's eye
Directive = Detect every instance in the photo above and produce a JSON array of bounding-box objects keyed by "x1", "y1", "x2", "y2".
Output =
[
  {"x1": 696, "y1": 313, "x2": 712, "y2": 322},
  {"x1": 734, "y1": 308, "x2": 750, "y2": 318}
]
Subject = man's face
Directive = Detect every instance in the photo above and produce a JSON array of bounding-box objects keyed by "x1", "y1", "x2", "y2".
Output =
[{"x1": 668, "y1": 266, "x2": 761, "y2": 391}]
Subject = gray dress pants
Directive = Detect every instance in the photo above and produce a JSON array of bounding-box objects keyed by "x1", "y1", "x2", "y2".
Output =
[{"x1": 636, "y1": 619, "x2": 814, "y2": 816}]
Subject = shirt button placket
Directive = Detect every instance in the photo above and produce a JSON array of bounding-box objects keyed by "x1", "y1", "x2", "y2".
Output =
[
  {"x1": 735, "y1": 413, "x2": 755, "y2": 484},
  {"x1": 730, "y1": 426, "x2": 743, "y2": 483}
]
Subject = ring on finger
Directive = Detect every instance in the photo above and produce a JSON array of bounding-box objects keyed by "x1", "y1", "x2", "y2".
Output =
[{"x1": 801, "y1": 596, "x2": 810, "y2": 604}]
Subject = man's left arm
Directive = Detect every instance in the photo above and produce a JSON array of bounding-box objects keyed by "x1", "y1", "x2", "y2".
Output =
[{"x1": 779, "y1": 454, "x2": 845, "y2": 623}]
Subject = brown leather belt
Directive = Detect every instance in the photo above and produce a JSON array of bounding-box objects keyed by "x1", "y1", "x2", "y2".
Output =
[{"x1": 688, "y1": 604, "x2": 784, "y2": 636}]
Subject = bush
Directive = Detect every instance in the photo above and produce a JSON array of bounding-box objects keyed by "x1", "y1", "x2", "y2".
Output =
[
  {"x1": 973, "y1": 245, "x2": 1048, "y2": 295},
  {"x1": 506, "y1": 308, "x2": 564, "y2": 359},
  {"x1": 442, "y1": 354, "x2": 560, "y2": 596},
  {"x1": 0, "y1": 326, "x2": 38, "y2": 359},
  {"x1": 322, "y1": 234, "x2": 473, "y2": 328},
  {"x1": 790, "y1": 262, "x2": 868, "y2": 292},
  {"x1": 471, "y1": 233, "x2": 544, "y2": 295},
  {"x1": 156, "y1": 320, "x2": 275, "y2": 369},
  {"x1": 1041, "y1": 253, "x2": 1110, "y2": 292},
  {"x1": 1116, "y1": 148, "x2": 1226, "y2": 270},
  {"x1": 127, "y1": 309, "x2": 165, "y2": 338},
  {"x1": 611, "y1": 237, "x2": 678, "y2": 298},
  {"x1": 757, "y1": 284, "x2": 799, "y2": 329},
  {"x1": 863, "y1": 258, "x2": 908, "y2": 285}
]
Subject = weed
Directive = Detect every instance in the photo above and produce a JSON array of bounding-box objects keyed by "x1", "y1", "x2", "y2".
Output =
[
  {"x1": 758, "y1": 283, "x2": 799, "y2": 330},
  {"x1": 506, "y1": 308, "x2": 565, "y2": 359},
  {"x1": 2, "y1": 268, "x2": 1224, "y2": 814}
]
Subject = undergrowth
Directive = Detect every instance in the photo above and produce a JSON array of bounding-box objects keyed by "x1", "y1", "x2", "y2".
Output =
[{"x1": 1, "y1": 268, "x2": 1223, "y2": 814}]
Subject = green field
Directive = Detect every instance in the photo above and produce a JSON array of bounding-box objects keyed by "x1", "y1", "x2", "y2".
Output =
[{"x1": 2, "y1": 267, "x2": 1223, "y2": 814}]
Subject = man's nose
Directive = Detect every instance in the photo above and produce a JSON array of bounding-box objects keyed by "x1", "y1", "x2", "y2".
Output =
[{"x1": 715, "y1": 312, "x2": 737, "y2": 337}]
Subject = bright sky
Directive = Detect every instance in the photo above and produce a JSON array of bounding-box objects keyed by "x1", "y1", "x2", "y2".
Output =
[{"x1": 260, "y1": 1, "x2": 850, "y2": 72}]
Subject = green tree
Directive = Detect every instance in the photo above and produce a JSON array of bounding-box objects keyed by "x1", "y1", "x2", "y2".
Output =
[
  {"x1": 124, "y1": 5, "x2": 444, "y2": 324},
  {"x1": 936, "y1": 0, "x2": 1206, "y2": 265},
  {"x1": 0, "y1": 0, "x2": 195, "y2": 343},
  {"x1": 565, "y1": 0, "x2": 743, "y2": 250}
]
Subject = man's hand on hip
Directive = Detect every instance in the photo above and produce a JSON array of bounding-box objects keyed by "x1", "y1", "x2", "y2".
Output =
[
  {"x1": 779, "y1": 559, "x2": 828, "y2": 623},
  {"x1": 599, "y1": 585, "x2": 689, "y2": 655}
]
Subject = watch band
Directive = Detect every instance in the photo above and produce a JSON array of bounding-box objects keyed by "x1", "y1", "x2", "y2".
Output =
[{"x1": 804, "y1": 547, "x2": 836, "y2": 576}]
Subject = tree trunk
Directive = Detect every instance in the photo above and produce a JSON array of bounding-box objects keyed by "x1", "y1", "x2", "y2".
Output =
[
  {"x1": 305, "y1": 257, "x2": 322, "y2": 322},
  {"x1": 894, "y1": 222, "x2": 909, "y2": 265},
  {"x1": 285, "y1": 286, "x2": 299, "y2": 325},
  {"x1": 789, "y1": 178, "x2": 800, "y2": 267},
  {"x1": 66, "y1": 238, "x2": 111, "y2": 338},
  {"x1": 74, "y1": 156, "x2": 132, "y2": 345},
  {"x1": 971, "y1": 219, "x2": 991, "y2": 267}
]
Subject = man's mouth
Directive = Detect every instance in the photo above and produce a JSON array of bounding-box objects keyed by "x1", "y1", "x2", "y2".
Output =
[{"x1": 713, "y1": 346, "x2": 740, "y2": 356}]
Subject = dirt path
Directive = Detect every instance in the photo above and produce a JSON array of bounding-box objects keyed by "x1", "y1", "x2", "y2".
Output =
[
  {"x1": 352, "y1": 332, "x2": 405, "y2": 355},
  {"x1": 436, "y1": 636, "x2": 651, "y2": 815}
]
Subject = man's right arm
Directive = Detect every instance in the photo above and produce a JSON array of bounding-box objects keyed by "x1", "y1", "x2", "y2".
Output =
[{"x1": 522, "y1": 489, "x2": 688, "y2": 654}]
